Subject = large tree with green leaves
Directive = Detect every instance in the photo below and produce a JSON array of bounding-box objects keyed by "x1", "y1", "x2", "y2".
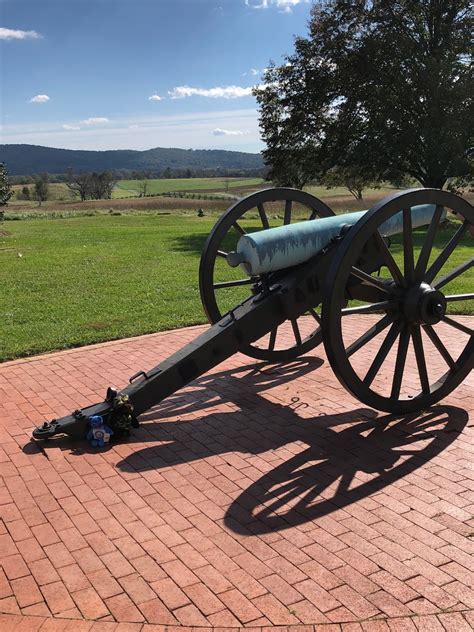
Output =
[{"x1": 256, "y1": 0, "x2": 473, "y2": 189}]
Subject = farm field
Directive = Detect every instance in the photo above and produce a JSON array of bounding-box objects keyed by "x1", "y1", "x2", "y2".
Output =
[
  {"x1": 0, "y1": 212, "x2": 471, "y2": 362},
  {"x1": 114, "y1": 176, "x2": 264, "y2": 197},
  {"x1": 9, "y1": 177, "x2": 265, "y2": 206},
  {"x1": 7, "y1": 177, "x2": 409, "y2": 218}
]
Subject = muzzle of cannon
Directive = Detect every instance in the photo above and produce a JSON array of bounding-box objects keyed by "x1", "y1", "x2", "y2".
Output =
[{"x1": 32, "y1": 187, "x2": 473, "y2": 442}]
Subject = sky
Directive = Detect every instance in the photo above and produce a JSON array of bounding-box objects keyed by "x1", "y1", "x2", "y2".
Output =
[{"x1": 0, "y1": 0, "x2": 312, "y2": 154}]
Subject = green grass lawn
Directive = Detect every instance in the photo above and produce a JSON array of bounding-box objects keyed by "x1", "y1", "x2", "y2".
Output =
[
  {"x1": 114, "y1": 177, "x2": 264, "y2": 197},
  {"x1": 10, "y1": 178, "x2": 265, "y2": 205},
  {"x1": 0, "y1": 214, "x2": 471, "y2": 361}
]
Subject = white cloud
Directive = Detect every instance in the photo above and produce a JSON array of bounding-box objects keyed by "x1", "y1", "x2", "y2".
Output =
[
  {"x1": 62, "y1": 124, "x2": 81, "y2": 131},
  {"x1": 81, "y1": 117, "x2": 109, "y2": 125},
  {"x1": 0, "y1": 27, "x2": 42, "y2": 41},
  {"x1": 0, "y1": 108, "x2": 263, "y2": 152},
  {"x1": 129, "y1": 124, "x2": 139, "y2": 129},
  {"x1": 213, "y1": 128, "x2": 249, "y2": 136},
  {"x1": 169, "y1": 85, "x2": 253, "y2": 99},
  {"x1": 148, "y1": 94, "x2": 164, "y2": 101},
  {"x1": 243, "y1": 67, "x2": 267, "y2": 77},
  {"x1": 245, "y1": 0, "x2": 308, "y2": 11},
  {"x1": 29, "y1": 94, "x2": 50, "y2": 103}
]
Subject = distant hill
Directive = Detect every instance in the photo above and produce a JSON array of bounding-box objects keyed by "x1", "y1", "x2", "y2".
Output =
[{"x1": 0, "y1": 144, "x2": 264, "y2": 176}]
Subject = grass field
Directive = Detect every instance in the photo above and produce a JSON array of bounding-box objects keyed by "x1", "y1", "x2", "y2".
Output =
[
  {"x1": 10, "y1": 178, "x2": 399, "y2": 210},
  {"x1": 114, "y1": 177, "x2": 264, "y2": 197},
  {"x1": 7, "y1": 182, "x2": 410, "y2": 224},
  {"x1": 0, "y1": 213, "x2": 471, "y2": 362},
  {"x1": 9, "y1": 177, "x2": 264, "y2": 206}
]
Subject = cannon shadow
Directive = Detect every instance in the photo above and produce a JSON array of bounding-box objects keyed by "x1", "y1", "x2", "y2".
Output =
[
  {"x1": 114, "y1": 358, "x2": 467, "y2": 533},
  {"x1": 224, "y1": 405, "x2": 467, "y2": 534}
]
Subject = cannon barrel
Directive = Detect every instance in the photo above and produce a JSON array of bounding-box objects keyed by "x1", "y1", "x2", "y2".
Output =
[{"x1": 228, "y1": 204, "x2": 442, "y2": 276}]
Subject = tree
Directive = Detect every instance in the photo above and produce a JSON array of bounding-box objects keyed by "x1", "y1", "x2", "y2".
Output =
[
  {"x1": 65, "y1": 170, "x2": 117, "y2": 200},
  {"x1": 138, "y1": 178, "x2": 148, "y2": 197},
  {"x1": 89, "y1": 171, "x2": 116, "y2": 199},
  {"x1": 255, "y1": 1, "x2": 473, "y2": 190},
  {"x1": 321, "y1": 166, "x2": 380, "y2": 200},
  {"x1": 21, "y1": 185, "x2": 31, "y2": 200},
  {"x1": 447, "y1": 147, "x2": 474, "y2": 193},
  {"x1": 0, "y1": 162, "x2": 13, "y2": 220},
  {"x1": 66, "y1": 169, "x2": 92, "y2": 201},
  {"x1": 34, "y1": 173, "x2": 49, "y2": 206}
]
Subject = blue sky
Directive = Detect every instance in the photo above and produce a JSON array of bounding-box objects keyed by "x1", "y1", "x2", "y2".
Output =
[{"x1": 0, "y1": 0, "x2": 311, "y2": 153}]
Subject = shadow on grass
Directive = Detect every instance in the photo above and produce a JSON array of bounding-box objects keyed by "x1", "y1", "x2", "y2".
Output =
[{"x1": 172, "y1": 232, "x2": 208, "y2": 256}]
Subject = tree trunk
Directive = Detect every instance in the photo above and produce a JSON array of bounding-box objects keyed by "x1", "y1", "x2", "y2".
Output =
[{"x1": 421, "y1": 176, "x2": 447, "y2": 189}]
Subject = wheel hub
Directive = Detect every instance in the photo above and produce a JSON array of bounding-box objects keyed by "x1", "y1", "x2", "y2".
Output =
[{"x1": 402, "y1": 282, "x2": 446, "y2": 325}]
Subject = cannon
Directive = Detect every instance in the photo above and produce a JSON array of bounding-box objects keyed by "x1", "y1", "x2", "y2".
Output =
[{"x1": 32, "y1": 187, "x2": 473, "y2": 441}]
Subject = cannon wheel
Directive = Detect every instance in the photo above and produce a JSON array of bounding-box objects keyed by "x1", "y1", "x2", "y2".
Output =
[
  {"x1": 200, "y1": 188, "x2": 335, "y2": 361},
  {"x1": 322, "y1": 188, "x2": 473, "y2": 414}
]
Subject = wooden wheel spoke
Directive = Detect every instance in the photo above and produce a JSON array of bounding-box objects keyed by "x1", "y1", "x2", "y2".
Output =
[
  {"x1": 201, "y1": 189, "x2": 334, "y2": 361},
  {"x1": 363, "y1": 321, "x2": 402, "y2": 386},
  {"x1": 309, "y1": 308, "x2": 321, "y2": 324},
  {"x1": 425, "y1": 221, "x2": 468, "y2": 285},
  {"x1": 341, "y1": 301, "x2": 391, "y2": 316},
  {"x1": 257, "y1": 203, "x2": 270, "y2": 230},
  {"x1": 391, "y1": 326, "x2": 411, "y2": 399},
  {"x1": 350, "y1": 266, "x2": 391, "y2": 293},
  {"x1": 434, "y1": 257, "x2": 474, "y2": 290},
  {"x1": 423, "y1": 324, "x2": 457, "y2": 370},
  {"x1": 375, "y1": 231, "x2": 406, "y2": 287},
  {"x1": 232, "y1": 221, "x2": 247, "y2": 236},
  {"x1": 213, "y1": 278, "x2": 255, "y2": 289},
  {"x1": 415, "y1": 205, "x2": 443, "y2": 281},
  {"x1": 403, "y1": 208, "x2": 415, "y2": 283},
  {"x1": 291, "y1": 319, "x2": 302, "y2": 346},
  {"x1": 445, "y1": 292, "x2": 474, "y2": 302},
  {"x1": 440, "y1": 315, "x2": 473, "y2": 337},
  {"x1": 347, "y1": 314, "x2": 393, "y2": 357},
  {"x1": 284, "y1": 199, "x2": 292, "y2": 225},
  {"x1": 268, "y1": 327, "x2": 278, "y2": 351},
  {"x1": 411, "y1": 325, "x2": 430, "y2": 395}
]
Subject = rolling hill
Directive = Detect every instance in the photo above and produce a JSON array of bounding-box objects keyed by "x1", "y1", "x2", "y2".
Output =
[{"x1": 0, "y1": 144, "x2": 264, "y2": 176}]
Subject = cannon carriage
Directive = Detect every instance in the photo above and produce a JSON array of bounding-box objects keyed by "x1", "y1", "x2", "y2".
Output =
[{"x1": 32, "y1": 187, "x2": 473, "y2": 441}]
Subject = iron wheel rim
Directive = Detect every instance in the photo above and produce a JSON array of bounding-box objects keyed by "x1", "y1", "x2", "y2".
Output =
[
  {"x1": 322, "y1": 188, "x2": 474, "y2": 414},
  {"x1": 199, "y1": 187, "x2": 335, "y2": 361}
]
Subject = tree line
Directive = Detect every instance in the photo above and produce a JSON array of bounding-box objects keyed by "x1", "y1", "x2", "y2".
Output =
[{"x1": 8, "y1": 166, "x2": 265, "y2": 186}]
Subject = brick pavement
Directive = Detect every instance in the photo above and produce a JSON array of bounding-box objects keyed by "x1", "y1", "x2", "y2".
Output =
[{"x1": 0, "y1": 319, "x2": 472, "y2": 631}]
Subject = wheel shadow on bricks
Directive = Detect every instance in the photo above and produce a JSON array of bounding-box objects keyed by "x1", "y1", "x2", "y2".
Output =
[
  {"x1": 224, "y1": 405, "x2": 468, "y2": 534},
  {"x1": 111, "y1": 360, "x2": 468, "y2": 534}
]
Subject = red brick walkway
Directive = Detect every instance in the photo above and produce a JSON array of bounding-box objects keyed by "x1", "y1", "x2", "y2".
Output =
[{"x1": 0, "y1": 320, "x2": 473, "y2": 632}]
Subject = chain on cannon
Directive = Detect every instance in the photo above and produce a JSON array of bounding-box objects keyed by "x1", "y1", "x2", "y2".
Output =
[{"x1": 32, "y1": 188, "x2": 473, "y2": 443}]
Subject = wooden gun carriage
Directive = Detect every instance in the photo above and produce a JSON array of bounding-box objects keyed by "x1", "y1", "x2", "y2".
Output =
[{"x1": 32, "y1": 188, "x2": 473, "y2": 441}]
